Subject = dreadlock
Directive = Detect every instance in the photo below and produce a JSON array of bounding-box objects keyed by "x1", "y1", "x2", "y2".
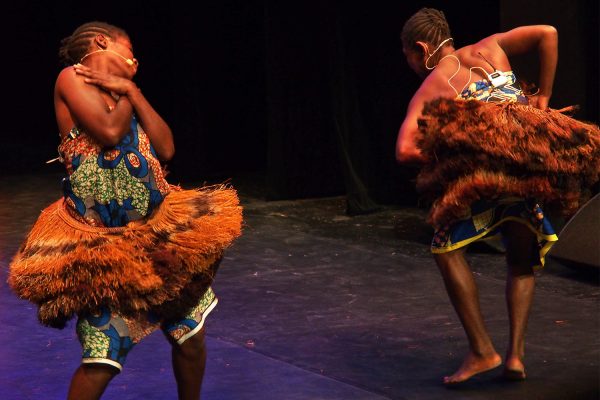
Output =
[
  {"x1": 401, "y1": 8, "x2": 452, "y2": 54},
  {"x1": 58, "y1": 21, "x2": 128, "y2": 66}
]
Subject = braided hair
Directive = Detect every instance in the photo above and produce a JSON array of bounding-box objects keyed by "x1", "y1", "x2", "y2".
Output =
[
  {"x1": 401, "y1": 8, "x2": 452, "y2": 54},
  {"x1": 58, "y1": 21, "x2": 128, "y2": 66}
]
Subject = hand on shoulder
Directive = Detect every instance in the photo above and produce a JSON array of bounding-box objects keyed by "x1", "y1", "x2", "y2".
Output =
[{"x1": 73, "y1": 64, "x2": 137, "y2": 96}]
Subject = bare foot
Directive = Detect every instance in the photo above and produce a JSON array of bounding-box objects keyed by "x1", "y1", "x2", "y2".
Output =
[
  {"x1": 443, "y1": 351, "x2": 502, "y2": 384},
  {"x1": 503, "y1": 356, "x2": 526, "y2": 380}
]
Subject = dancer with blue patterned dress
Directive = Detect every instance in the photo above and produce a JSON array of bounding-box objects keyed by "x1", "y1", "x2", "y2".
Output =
[
  {"x1": 397, "y1": 8, "x2": 598, "y2": 385},
  {"x1": 8, "y1": 21, "x2": 242, "y2": 400}
]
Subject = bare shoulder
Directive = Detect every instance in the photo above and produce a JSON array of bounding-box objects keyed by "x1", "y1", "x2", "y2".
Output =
[
  {"x1": 55, "y1": 66, "x2": 82, "y2": 94},
  {"x1": 56, "y1": 66, "x2": 76, "y2": 83},
  {"x1": 414, "y1": 66, "x2": 458, "y2": 101},
  {"x1": 454, "y1": 37, "x2": 511, "y2": 71},
  {"x1": 456, "y1": 37, "x2": 501, "y2": 58},
  {"x1": 436, "y1": 53, "x2": 462, "y2": 76}
]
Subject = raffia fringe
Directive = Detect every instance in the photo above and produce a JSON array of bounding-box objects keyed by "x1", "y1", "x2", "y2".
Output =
[
  {"x1": 416, "y1": 98, "x2": 600, "y2": 227},
  {"x1": 8, "y1": 185, "x2": 243, "y2": 328}
]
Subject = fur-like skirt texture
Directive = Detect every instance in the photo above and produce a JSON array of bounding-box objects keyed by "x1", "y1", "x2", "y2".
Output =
[
  {"x1": 416, "y1": 98, "x2": 600, "y2": 227},
  {"x1": 8, "y1": 185, "x2": 243, "y2": 328}
]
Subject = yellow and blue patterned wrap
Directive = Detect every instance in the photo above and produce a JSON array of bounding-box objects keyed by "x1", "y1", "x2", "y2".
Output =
[{"x1": 430, "y1": 72, "x2": 558, "y2": 267}]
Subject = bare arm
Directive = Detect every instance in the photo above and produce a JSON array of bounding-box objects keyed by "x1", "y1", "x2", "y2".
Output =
[
  {"x1": 73, "y1": 64, "x2": 175, "y2": 161},
  {"x1": 396, "y1": 62, "x2": 457, "y2": 164},
  {"x1": 496, "y1": 25, "x2": 558, "y2": 109},
  {"x1": 124, "y1": 87, "x2": 175, "y2": 161},
  {"x1": 396, "y1": 94, "x2": 428, "y2": 164},
  {"x1": 56, "y1": 67, "x2": 133, "y2": 146}
]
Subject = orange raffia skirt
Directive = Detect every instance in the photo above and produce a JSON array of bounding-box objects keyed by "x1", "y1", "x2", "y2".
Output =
[
  {"x1": 416, "y1": 98, "x2": 600, "y2": 228},
  {"x1": 8, "y1": 185, "x2": 243, "y2": 328}
]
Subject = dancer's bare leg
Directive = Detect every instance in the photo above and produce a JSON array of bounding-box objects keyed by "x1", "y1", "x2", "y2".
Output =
[
  {"x1": 435, "y1": 248, "x2": 502, "y2": 384},
  {"x1": 67, "y1": 364, "x2": 118, "y2": 400},
  {"x1": 502, "y1": 221, "x2": 537, "y2": 380},
  {"x1": 171, "y1": 327, "x2": 207, "y2": 400}
]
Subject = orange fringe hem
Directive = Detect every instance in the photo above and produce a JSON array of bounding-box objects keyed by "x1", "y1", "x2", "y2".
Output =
[
  {"x1": 416, "y1": 98, "x2": 600, "y2": 227},
  {"x1": 8, "y1": 185, "x2": 243, "y2": 328}
]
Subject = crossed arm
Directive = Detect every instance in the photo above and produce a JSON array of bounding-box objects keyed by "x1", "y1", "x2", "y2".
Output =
[{"x1": 56, "y1": 65, "x2": 175, "y2": 161}]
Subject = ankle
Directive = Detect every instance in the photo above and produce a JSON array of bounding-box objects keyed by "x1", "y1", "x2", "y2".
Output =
[
  {"x1": 470, "y1": 346, "x2": 499, "y2": 359},
  {"x1": 506, "y1": 353, "x2": 525, "y2": 363},
  {"x1": 506, "y1": 347, "x2": 525, "y2": 359}
]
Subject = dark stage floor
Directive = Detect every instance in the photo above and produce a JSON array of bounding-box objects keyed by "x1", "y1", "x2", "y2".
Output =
[{"x1": 1, "y1": 173, "x2": 598, "y2": 399}]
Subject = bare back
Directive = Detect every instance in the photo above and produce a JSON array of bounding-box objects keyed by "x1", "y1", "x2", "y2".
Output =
[
  {"x1": 424, "y1": 36, "x2": 513, "y2": 100},
  {"x1": 396, "y1": 25, "x2": 558, "y2": 163}
]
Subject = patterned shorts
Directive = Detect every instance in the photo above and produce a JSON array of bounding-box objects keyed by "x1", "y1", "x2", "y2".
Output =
[{"x1": 76, "y1": 287, "x2": 217, "y2": 371}]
